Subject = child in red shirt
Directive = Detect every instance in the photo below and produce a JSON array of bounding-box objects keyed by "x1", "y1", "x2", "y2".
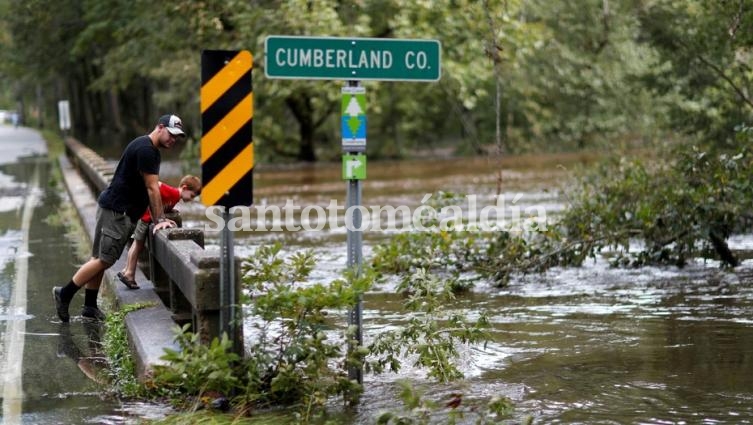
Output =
[{"x1": 116, "y1": 175, "x2": 201, "y2": 289}]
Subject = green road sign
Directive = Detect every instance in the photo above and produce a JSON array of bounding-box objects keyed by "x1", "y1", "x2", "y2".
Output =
[
  {"x1": 343, "y1": 154, "x2": 366, "y2": 180},
  {"x1": 265, "y1": 36, "x2": 441, "y2": 82}
]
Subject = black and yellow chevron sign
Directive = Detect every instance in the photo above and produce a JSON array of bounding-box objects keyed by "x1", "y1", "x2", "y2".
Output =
[{"x1": 201, "y1": 49, "x2": 254, "y2": 207}]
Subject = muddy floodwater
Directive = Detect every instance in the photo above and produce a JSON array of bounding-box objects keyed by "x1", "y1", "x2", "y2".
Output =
[
  {"x1": 5, "y1": 135, "x2": 749, "y2": 423},
  {"x1": 166, "y1": 153, "x2": 753, "y2": 423}
]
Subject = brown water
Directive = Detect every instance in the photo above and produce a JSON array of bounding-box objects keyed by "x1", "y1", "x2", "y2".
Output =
[{"x1": 168, "y1": 152, "x2": 753, "y2": 423}]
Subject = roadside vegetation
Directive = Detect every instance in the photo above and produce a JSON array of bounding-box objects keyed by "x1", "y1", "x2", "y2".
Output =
[
  {"x1": 373, "y1": 129, "x2": 753, "y2": 289},
  {"x1": 39, "y1": 130, "x2": 92, "y2": 260},
  {"x1": 101, "y1": 303, "x2": 157, "y2": 398},
  {"x1": 120, "y1": 126, "x2": 753, "y2": 420},
  {"x1": 3, "y1": 1, "x2": 751, "y2": 163},
  {"x1": 8, "y1": 1, "x2": 753, "y2": 423},
  {"x1": 97, "y1": 243, "x2": 513, "y2": 424}
]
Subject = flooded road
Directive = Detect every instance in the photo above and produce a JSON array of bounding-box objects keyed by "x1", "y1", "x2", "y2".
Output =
[
  {"x1": 0, "y1": 125, "x2": 165, "y2": 424},
  {"x1": 7, "y1": 126, "x2": 753, "y2": 424},
  {"x1": 171, "y1": 152, "x2": 753, "y2": 423}
]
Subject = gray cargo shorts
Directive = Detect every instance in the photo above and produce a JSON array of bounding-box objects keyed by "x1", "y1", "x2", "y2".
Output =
[
  {"x1": 91, "y1": 207, "x2": 135, "y2": 265},
  {"x1": 132, "y1": 219, "x2": 150, "y2": 242}
]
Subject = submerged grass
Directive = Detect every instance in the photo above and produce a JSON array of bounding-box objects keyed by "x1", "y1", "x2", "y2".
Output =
[
  {"x1": 101, "y1": 302, "x2": 156, "y2": 398},
  {"x1": 154, "y1": 410, "x2": 290, "y2": 425},
  {"x1": 39, "y1": 129, "x2": 91, "y2": 260}
]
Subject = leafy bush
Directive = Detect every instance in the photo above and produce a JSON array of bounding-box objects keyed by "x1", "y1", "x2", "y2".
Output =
[
  {"x1": 148, "y1": 242, "x2": 498, "y2": 423},
  {"x1": 102, "y1": 302, "x2": 155, "y2": 398},
  {"x1": 560, "y1": 131, "x2": 753, "y2": 267},
  {"x1": 372, "y1": 128, "x2": 753, "y2": 287},
  {"x1": 154, "y1": 326, "x2": 241, "y2": 398},
  {"x1": 238, "y1": 243, "x2": 367, "y2": 416},
  {"x1": 367, "y1": 267, "x2": 491, "y2": 383},
  {"x1": 151, "y1": 243, "x2": 368, "y2": 421}
]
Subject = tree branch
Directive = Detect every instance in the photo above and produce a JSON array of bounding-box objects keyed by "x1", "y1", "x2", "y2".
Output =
[
  {"x1": 728, "y1": 0, "x2": 744, "y2": 39},
  {"x1": 673, "y1": 36, "x2": 753, "y2": 110},
  {"x1": 693, "y1": 51, "x2": 753, "y2": 110}
]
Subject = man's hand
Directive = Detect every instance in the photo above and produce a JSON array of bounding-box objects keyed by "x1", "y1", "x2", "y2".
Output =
[{"x1": 152, "y1": 218, "x2": 176, "y2": 234}]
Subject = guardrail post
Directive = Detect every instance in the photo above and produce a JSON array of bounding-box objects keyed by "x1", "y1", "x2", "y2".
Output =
[{"x1": 147, "y1": 229, "x2": 170, "y2": 304}]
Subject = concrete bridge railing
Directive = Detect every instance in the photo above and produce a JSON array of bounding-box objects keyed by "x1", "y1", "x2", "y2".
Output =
[
  {"x1": 148, "y1": 228, "x2": 242, "y2": 345},
  {"x1": 60, "y1": 137, "x2": 242, "y2": 378}
]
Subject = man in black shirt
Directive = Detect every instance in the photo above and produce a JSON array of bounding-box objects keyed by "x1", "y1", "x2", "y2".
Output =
[{"x1": 53, "y1": 114, "x2": 185, "y2": 322}]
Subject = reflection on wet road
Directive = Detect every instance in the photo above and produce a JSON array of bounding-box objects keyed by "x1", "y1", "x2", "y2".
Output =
[{"x1": 0, "y1": 125, "x2": 163, "y2": 424}]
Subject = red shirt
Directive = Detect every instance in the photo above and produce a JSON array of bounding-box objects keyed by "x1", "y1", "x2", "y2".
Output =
[{"x1": 140, "y1": 183, "x2": 180, "y2": 223}]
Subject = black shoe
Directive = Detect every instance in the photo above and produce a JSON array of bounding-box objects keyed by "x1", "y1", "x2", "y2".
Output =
[
  {"x1": 81, "y1": 306, "x2": 106, "y2": 322},
  {"x1": 52, "y1": 286, "x2": 70, "y2": 323}
]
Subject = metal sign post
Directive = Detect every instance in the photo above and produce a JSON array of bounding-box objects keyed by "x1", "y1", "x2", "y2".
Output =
[
  {"x1": 201, "y1": 49, "x2": 254, "y2": 356},
  {"x1": 343, "y1": 81, "x2": 365, "y2": 384},
  {"x1": 219, "y1": 207, "x2": 240, "y2": 354}
]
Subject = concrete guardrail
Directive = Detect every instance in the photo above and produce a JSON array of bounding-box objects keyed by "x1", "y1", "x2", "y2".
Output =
[{"x1": 60, "y1": 136, "x2": 242, "y2": 379}]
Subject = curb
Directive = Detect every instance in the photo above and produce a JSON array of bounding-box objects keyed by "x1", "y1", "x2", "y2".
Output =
[{"x1": 58, "y1": 154, "x2": 178, "y2": 380}]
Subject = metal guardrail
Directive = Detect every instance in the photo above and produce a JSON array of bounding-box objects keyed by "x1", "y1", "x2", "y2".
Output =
[{"x1": 63, "y1": 137, "x2": 240, "y2": 345}]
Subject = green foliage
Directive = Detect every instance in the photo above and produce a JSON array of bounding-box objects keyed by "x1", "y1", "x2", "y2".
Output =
[
  {"x1": 102, "y1": 302, "x2": 156, "y2": 398},
  {"x1": 369, "y1": 191, "x2": 590, "y2": 287},
  {"x1": 149, "y1": 242, "x2": 500, "y2": 422},
  {"x1": 7, "y1": 0, "x2": 752, "y2": 157},
  {"x1": 376, "y1": 381, "x2": 439, "y2": 425},
  {"x1": 0, "y1": 0, "x2": 702, "y2": 158},
  {"x1": 507, "y1": 0, "x2": 666, "y2": 150},
  {"x1": 367, "y1": 267, "x2": 491, "y2": 383},
  {"x1": 155, "y1": 325, "x2": 241, "y2": 397},
  {"x1": 371, "y1": 224, "x2": 478, "y2": 281},
  {"x1": 637, "y1": 0, "x2": 753, "y2": 142},
  {"x1": 478, "y1": 225, "x2": 595, "y2": 285},
  {"x1": 370, "y1": 191, "x2": 481, "y2": 289},
  {"x1": 239, "y1": 243, "x2": 367, "y2": 417},
  {"x1": 372, "y1": 130, "x2": 753, "y2": 284},
  {"x1": 375, "y1": 380, "x2": 517, "y2": 425},
  {"x1": 559, "y1": 130, "x2": 753, "y2": 267},
  {"x1": 153, "y1": 243, "x2": 368, "y2": 422}
]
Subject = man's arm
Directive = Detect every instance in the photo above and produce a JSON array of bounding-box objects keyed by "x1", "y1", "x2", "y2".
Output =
[{"x1": 144, "y1": 172, "x2": 175, "y2": 231}]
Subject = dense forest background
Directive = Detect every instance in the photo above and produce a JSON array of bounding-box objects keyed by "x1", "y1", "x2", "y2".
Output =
[{"x1": 0, "y1": 0, "x2": 751, "y2": 162}]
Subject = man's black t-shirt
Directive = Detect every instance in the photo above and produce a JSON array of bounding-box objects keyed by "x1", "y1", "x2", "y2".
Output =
[{"x1": 98, "y1": 135, "x2": 160, "y2": 222}]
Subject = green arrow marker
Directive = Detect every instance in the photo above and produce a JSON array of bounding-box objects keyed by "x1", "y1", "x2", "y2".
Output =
[
  {"x1": 342, "y1": 154, "x2": 367, "y2": 180},
  {"x1": 348, "y1": 115, "x2": 361, "y2": 136}
]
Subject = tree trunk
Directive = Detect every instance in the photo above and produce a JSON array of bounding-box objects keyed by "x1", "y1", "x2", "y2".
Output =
[
  {"x1": 285, "y1": 91, "x2": 317, "y2": 162},
  {"x1": 109, "y1": 89, "x2": 125, "y2": 133},
  {"x1": 709, "y1": 230, "x2": 739, "y2": 267}
]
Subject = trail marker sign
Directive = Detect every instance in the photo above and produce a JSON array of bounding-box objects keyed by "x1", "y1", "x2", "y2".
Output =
[
  {"x1": 265, "y1": 36, "x2": 441, "y2": 82},
  {"x1": 342, "y1": 86, "x2": 366, "y2": 151},
  {"x1": 342, "y1": 154, "x2": 366, "y2": 180}
]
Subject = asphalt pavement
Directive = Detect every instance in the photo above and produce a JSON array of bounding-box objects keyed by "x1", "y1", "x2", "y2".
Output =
[{"x1": 0, "y1": 124, "x2": 128, "y2": 424}]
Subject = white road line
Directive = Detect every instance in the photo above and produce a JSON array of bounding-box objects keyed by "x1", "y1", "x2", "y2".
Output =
[{"x1": 1, "y1": 162, "x2": 40, "y2": 425}]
